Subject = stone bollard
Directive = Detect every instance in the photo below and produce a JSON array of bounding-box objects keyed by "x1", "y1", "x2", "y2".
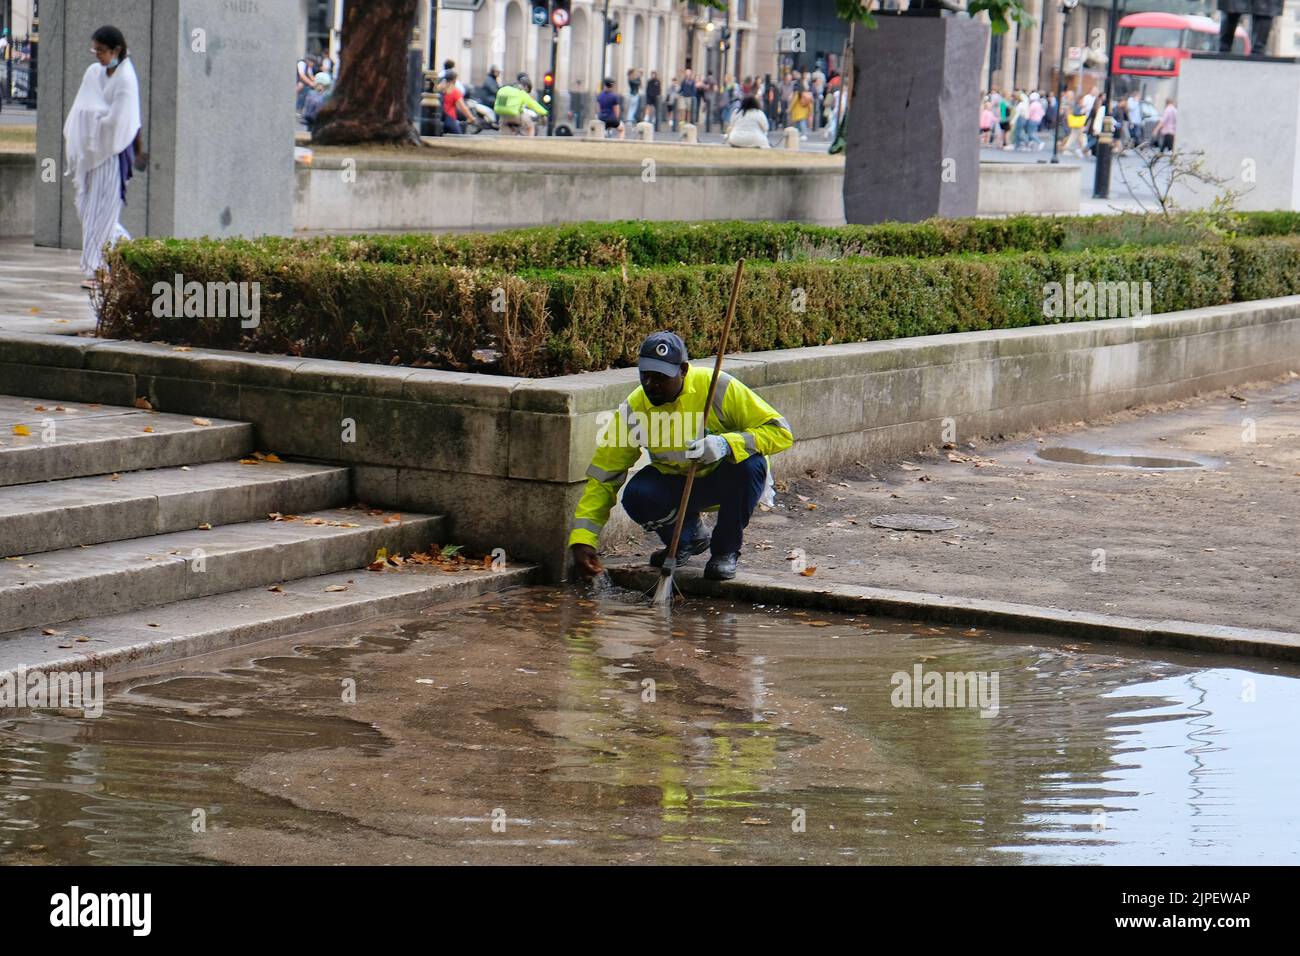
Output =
[
  {"x1": 586, "y1": 120, "x2": 606, "y2": 139},
  {"x1": 636, "y1": 121, "x2": 654, "y2": 142},
  {"x1": 681, "y1": 123, "x2": 698, "y2": 144},
  {"x1": 782, "y1": 126, "x2": 800, "y2": 149}
]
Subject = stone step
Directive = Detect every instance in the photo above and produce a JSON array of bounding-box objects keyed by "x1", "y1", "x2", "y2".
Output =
[
  {"x1": 0, "y1": 562, "x2": 539, "y2": 682},
  {"x1": 0, "y1": 460, "x2": 352, "y2": 557},
  {"x1": 0, "y1": 395, "x2": 251, "y2": 487},
  {"x1": 0, "y1": 508, "x2": 442, "y2": 634}
]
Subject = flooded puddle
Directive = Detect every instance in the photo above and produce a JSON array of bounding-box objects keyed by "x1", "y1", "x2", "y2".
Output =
[
  {"x1": 1036, "y1": 446, "x2": 1205, "y2": 469},
  {"x1": 2, "y1": 586, "x2": 1298, "y2": 865}
]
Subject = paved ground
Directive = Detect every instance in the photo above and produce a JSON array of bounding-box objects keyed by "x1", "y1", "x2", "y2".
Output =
[
  {"x1": 0, "y1": 239, "x2": 95, "y2": 334},
  {"x1": 607, "y1": 374, "x2": 1300, "y2": 635}
]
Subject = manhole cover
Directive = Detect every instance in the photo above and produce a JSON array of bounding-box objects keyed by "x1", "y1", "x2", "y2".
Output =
[
  {"x1": 1036, "y1": 447, "x2": 1203, "y2": 469},
  {"x1": 869, "y1": 513, "x2": 961, "y2": 532}
]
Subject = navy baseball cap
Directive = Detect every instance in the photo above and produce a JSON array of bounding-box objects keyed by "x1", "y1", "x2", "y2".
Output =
[{"x1": 638, "y1": 331, "x2": 688, "y2": 377}]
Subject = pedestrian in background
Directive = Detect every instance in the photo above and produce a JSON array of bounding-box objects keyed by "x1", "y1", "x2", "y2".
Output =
[
  {"x1": 678, "y1": 70, "x2": 695, "y2": 126},
  {"x1": 1153, "y1": 97, "x2": 1176, "y2": 152},
  {"x1": 645, "y1": 71, "x2": 661, "y2": 129},
  {"x1": 295, "y1": 53, "x2": 316, "y2": 115},
  {"x1": 626, "y1": 68, "x2": 642, "y2": 124},
  {"x1": 482, "y1": 66, "x2": 501, "y2": 103},
  {"x1": 302, "y1": 71, "x2": 333, "y2": 133},
  {"x1": 726, "y1": 94, "x2": 771, "y2": 149},
  {"x1": 597, "y1": 77, "x2": 625, "y2": 140}
]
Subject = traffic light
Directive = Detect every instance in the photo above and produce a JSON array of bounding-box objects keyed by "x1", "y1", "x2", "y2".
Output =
[
  {"x1": 606, "y1": 18, "x2": 621, "y2": 45},
  {"x1": 542, "y1": 70, "x2": 555, "y2": 108},
  {"x1": 719, "y1": 26, "x2": 731, "y2": 52},
  {"x1": 551, "y1": 0, "x2": 570, "y2": 29}
]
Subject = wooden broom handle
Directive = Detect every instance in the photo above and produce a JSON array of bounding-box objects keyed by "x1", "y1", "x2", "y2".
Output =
[{"x1": 664, "y1": 258, "x2": 746, "y2": 564}]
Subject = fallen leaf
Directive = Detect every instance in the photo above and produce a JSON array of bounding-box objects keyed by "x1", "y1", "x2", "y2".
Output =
[
  {"x1": 806, "y1": 502, "x2": 818, "y2": 510},
  {"x1": 239, "y1": 458, "x2": 260, "y2": 465},
  {"x1": 800, "y1": 566, "x2": 818, "y2": 577},
  {"x1": 197, "y1": 522, "x2": 212, "y2": 530},
  {"x1": 192, "y1": 417, "x2": 211, "y2": 426},
  {"x1": 12, "y1": 424, "x2": 31, "y2": 436},
  {"x1": 267, "y1": 585, "x2": 284, "y2": 592},
  {"x1": 147, "y1": 623, "x2": 160, "y2": 628},
  {"x1": 741, "y1": 818, "x2": 771, "y2": 826},
  {"x1": 324, "y1": 584, "x2": 350, "y2": 592},
  {"x1": 75, "y1": 637, "x2": 90, "y2": 643},
  {"x1": 134, "y1": 396, "x2": 152, "y2": 410},
  {"x1": 173, "y1": 346, "x2": 192, "y2": 352},
  {"x1": 33, "y1": 405, "x2": 46, "y2": 412},
  {"x1": 143, "y1": 426, "x2": 154, "y2": 433},
  {"x1": 109, "y1": 473, "x2": 121, "y2": 481},
  {"x1": 42, "y1": 628, "x2": 61, "y2": 636},
  {"x1": 808, "y1": 620, "x2": 831, "y2": 627},
  {"x1": 671, "y1": 630, "x2": 687, "y2": 637}
]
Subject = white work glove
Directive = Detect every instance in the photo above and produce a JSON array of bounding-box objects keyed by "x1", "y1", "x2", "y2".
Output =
[{"x1": 685, "y1": 434, "x2": 731, "y2": 465}]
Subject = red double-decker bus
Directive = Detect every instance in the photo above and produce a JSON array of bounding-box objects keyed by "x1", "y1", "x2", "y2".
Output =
[
  {"x1": 1113, "y1": 11, "x2": 1248, "y2": 106},
  {"x1": 1115, "y1": 11, "x2": 1249, "y2": 76}
]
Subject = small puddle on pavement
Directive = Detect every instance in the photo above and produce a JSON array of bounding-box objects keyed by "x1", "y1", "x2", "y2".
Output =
[
  {"x1": 2, "y1": 587, "x2": 1298, "y2": 865},
  {"x1": 1036, "y1": 446, "x2": 1205, "y2": 469}
]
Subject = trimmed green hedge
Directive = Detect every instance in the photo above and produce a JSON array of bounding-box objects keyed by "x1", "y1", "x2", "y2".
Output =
[
  {"x1": 103, "y1": 211, "x2": 1300, "y2": 277},
  {"x1": 98, "y1": 239, "x2": 1254, "y2": 376}
]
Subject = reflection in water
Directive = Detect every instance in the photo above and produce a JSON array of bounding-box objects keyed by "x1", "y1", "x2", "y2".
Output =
[{"x1": 1, "y1": 587, "x2": 1297, "y2": 865}]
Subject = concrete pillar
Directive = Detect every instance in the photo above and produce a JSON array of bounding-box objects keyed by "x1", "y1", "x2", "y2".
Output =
[
  {"x1": 635, "y1": 121, "x2": 654, "y2": 141},
  {"x1": 585, "y1": 119, "x2": 606, "y2": 138},
  {"x1": 680, "y1": 122, "x2": 697, "y2": 143},
  {"x1": 781, "y1": 126, "x2": 799, "y2": 149}
]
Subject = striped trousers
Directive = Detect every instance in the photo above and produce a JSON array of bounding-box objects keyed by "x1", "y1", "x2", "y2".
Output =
[{"x1": 75, "y1": 157, "x2": 130, "y2": 278}]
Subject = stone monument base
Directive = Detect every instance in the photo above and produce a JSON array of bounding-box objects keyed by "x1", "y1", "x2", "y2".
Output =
[
  {"x1": 1173, "y1": 54, "x2": 1300, "y2": 211},
  {"x1": 842, "y1": 14, "x2": 987, "y2": 224}
]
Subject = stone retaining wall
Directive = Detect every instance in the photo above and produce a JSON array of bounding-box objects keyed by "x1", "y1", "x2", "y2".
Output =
[
  {"x1": 1, "y1": 153, "x2": 1082, "y2": 239},
  {"x1": 2, "y1": 296, "x2": 1297, "y2": 579}
]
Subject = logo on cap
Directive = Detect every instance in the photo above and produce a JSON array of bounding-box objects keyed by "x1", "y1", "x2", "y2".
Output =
[{"x1": 655, "y1": 343, "x2": 669, "y2": 357}]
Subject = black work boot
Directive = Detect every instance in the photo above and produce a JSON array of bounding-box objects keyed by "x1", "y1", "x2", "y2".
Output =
[
  {"x1": 704, "y1": 552, "x2": 739, "y2": 580},
  {"x1": 649, "y1": 534, "x2": 711, "y2": 568}
]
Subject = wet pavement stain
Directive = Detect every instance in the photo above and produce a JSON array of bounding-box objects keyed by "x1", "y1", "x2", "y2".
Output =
[
  {"x1": 1036, "y1": 446, "x2": 1206, "y2": 470},
  {"x1": 2, "y1": 586, "x2": 1299, "y2": 865}
]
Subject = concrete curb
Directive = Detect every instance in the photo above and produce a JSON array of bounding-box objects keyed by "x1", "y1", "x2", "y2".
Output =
[{"x1": 607, "y1": 565, "x2": 1300, "y2": 662}]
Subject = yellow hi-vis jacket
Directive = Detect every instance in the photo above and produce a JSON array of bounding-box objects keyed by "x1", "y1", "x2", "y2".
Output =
[{"x1": 568, "y1": 366, "x2": 794, "y2": 549}]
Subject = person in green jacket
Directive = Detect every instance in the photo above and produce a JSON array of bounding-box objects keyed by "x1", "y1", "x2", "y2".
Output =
[
  {"x1": 494, "y1": 72, "x2": 547, "y2": 136},
  {"x1": 569, "y1": 331, "x2": 794, "y2": 581}
]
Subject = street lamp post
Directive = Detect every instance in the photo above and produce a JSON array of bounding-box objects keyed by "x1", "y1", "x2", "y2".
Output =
[
  {"x1": 1051, "y1": 0, "x2": 1079, "y2": 165},
  {"x1": 1092, "y1": 0, "x2": 1123, "y2": 199}
]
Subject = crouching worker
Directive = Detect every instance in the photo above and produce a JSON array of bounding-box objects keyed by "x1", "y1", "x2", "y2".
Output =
[{"x1": 569, "y1": 331, "x2": 794, "y2": 581}]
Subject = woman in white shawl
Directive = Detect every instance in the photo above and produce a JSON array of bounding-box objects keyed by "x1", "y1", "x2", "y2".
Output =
[{"x1": 63, "y1": 25, "x2": 142, "y2": 290}]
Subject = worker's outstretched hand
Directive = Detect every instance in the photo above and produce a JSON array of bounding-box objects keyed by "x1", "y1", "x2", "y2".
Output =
[{"x1": 570, "y1": 543, "x2": 604, "y2": 578}]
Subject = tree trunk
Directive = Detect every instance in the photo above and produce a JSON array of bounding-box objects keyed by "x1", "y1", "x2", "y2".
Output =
[{"x1": 312, "y1": 0, "x2": 422, "y2": 146}]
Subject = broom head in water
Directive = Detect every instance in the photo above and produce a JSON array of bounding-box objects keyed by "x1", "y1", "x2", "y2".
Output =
[{"x1": 651, "y1": 562, "x2": 677, "y2": 607}]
